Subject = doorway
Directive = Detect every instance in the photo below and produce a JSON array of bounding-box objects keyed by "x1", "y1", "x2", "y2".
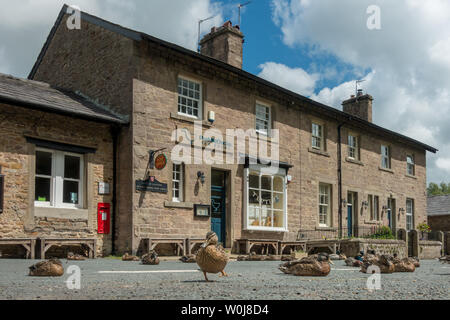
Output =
[
  {"x1": 347, "y1": 192, "x2": 357, "y2": 237},
  {"x1": 211, "y1": 170, "x2": 226, "y2": 245}
]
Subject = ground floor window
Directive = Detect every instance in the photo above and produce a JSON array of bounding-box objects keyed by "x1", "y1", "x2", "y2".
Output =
[
  {"x1": 244, "y1": 165, "x2": 287, "y2": 231},
  {"x1": 406, "y1": 198, "x2": 414, "y2": 231},
  {"x1": 368, "y1": 194, "x2": 380, "y2": 221},
  {"x1": 319, "y1": 183, "x2": 332, "y2": 227},
  {"x1": 35, "y1": 148, "x2": 84, "y2": 209}
]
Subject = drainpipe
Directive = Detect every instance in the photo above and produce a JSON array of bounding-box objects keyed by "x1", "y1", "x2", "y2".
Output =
[
  {"x1": 110, "y1": 125, "x2": 120, "y2": 255},
  {"x1": 337, "y1": 122, "x2": 346, "y2": 239}
]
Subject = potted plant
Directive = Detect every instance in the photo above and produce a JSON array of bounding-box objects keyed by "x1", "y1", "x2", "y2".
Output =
[{"x1": 417, "y1": 222, "x2": 431, "y2": 240}]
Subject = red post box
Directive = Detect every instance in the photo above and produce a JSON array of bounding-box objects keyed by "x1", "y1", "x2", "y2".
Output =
[{"x1": 97, "y1": 203, "x2": 111, "y2": 234}]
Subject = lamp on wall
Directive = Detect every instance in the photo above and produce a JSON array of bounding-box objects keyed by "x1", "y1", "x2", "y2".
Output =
[
  {"x1": 197, "y1": 171, "x2": 206, "y2": 185},
  {"x1": 362, "y1": 200, "x2": 369, "y2": 210},
  {"x1": 341, "y1": 199, "x2": 347, "y2": 207}
]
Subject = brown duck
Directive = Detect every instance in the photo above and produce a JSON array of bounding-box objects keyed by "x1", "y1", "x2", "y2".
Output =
[
  {"x1": 196, "y1": 231, "x2": 229, "y2": 282},
  {"x1": 141, "y1": 251, "x2": 160, "y2": 265},
  {"x1": 29, "y1": 259, "x2": 64, "y2": 277},
  {"x1": 279, "y1": 253, "x2": 333, "y2": 277},
  {"x1": 392, "y1": 257, "x2": 416, "y2": 272},
  {"x1": 67, "y1": 252, "x2": 86, "y2": 261},
  {"x1": 361, "y1": 254, "x2": 395, "y2": 274},
  {"x1": 180, "y1": 255, "x2": 196, "y2": 263},
  {"x1": 122, "y1": 253, "x2": 140, "y2": 261}
]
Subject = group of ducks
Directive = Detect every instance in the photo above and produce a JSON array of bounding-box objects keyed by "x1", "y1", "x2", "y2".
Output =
[{"x1": 27, "y1": 235, "x2": 450, "y2": 281}]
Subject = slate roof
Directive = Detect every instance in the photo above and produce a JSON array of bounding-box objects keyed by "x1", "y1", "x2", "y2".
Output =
[
  {"x1": 427, "y1": 194, "x2": 450, "y2": 216},
  {"x1": 0, "y1": 73, "x2": 127, "y2": 124},
  {"x1": 28, "y1": 5, "x2": 437, "y2": 153}
]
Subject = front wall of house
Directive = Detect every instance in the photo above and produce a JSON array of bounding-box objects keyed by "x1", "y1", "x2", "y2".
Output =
[{"x1": 0, "y1": 104, "x2": 114, "y2": 256}]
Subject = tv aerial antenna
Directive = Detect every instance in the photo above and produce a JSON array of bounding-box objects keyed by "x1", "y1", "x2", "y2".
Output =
[
  {"x1": 355, "y1": 79, "x2": 366, "y2": 96},
  {"x1": 238, "y1": 1, "x2": 252, "y2": 27},
  {"x1": 198, "y1": 15, "x2": 217, "y2": 53}
]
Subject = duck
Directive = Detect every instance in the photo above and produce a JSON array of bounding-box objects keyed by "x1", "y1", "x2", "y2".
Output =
[
  {"x1": 180, "y1": 255, "x2": 196, "y2": 263},
  {"x1": 408, "y1": 257, "x2": 420, "y2": 268},
  {"x1": 29, "y1": 259, "x2": 64, "y2": 277},
  {"x1": 195, "y1": 231, "x2": 229, "y2": 282},
  {"x1": 67, "y1": 252, "x2": 86, "y2": 261},
  {"x1": 439, "y1": 255, "x2": 450, "y2": 264},
  {"x1": 345, "y1": 257, "x2": 363, "y2": 267},
  {"x1": 122, "y1": 253, "x2": 140, "y2": 261},
  {"x1": 141, "y1": 250, "x2": 160, "y2": 265},
  {"x1": 392, "y1": 255, "x2": 416, "y2": 273},
  {"x1": 279, "y1": 254, "x2": 333, "y2": 277},
  {"x1": 360, "y1": 254, "x2": 394, "y2": 274}
]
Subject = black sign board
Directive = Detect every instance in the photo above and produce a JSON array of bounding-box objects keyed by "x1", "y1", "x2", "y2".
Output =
[
  {"x1": 0, "y1": 174, "x2": 4, "y2": 214},
  {"x1": 136, "y1": 176, "x2": 168, "y2": 194}
]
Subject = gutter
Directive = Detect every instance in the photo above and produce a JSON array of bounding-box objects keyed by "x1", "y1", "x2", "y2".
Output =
[
  {"x1": 337, "y1": 121, "x2": 348, "y2": 239},
  {"x1": 110, "y1": 125, "x2": 120, "y2": 255}
]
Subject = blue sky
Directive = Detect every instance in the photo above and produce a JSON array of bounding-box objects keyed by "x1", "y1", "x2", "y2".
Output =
[{"x1": 0, "y1": 0, "x2": 449, "y2": 184}]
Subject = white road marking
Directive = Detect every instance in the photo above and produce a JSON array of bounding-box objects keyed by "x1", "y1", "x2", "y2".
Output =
[
  {"x1": 98, "y1": 270, "x2": 201, "y2": 274},
  {"x1": 331, "y1": 268, "x2": 359, "y2": 271}
]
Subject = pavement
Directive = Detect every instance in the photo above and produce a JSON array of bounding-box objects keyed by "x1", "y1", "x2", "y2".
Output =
[{"x1": 0, "y1": 258, "x2": 448, "y2": 300}]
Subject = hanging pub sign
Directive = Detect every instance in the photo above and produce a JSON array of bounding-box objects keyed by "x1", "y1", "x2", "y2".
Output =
[
  {"x1": 136, "y1": 176, "x2": 168, "y2": 194},
  {"x1": 154, "y1": 154, "x2": 167, "y2": 170}
]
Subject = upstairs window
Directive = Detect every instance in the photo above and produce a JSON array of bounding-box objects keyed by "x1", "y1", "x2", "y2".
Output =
[
  {"x1": 177, "y1": 77, "x2": 202, "y2": 119},
  {"x1": 381, "y1": 145, "x2": 391, "y2": 169},
  {"x1": 255, "y1": 103, "x2": 271, "y2": 135},
  {"x1": 172, "y1": 163, "x2": 183, "y2": 202},
  {"x1": 35, "y1": 149, "x2": 84, "y2": 209},
  {"x1": 407, "y1": 155, "x2": 415, "y2": 176},
  {"x1": 348, "y1": 134, "x2": 359, "y2": 160},
  {"x1": 312, "y1": 122, "x2": 323, "y2": 150}
]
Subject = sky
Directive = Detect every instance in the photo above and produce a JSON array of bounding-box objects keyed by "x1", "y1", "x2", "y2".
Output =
[{"x1": 0, "y1": 0, "x2": 449, "y2": 184}]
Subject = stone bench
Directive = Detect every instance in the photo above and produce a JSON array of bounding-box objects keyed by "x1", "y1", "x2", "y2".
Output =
[
  {"x1": 40, "y1": 238, "x2": 97, "y2": 259},
  {"x1": 236, "y1": 239, "x2": 279, "y2": 255},
  {"x1": 279, "y1": 241, "x2": 307, "y2": 255},
  {"x1": 0, "y1": 238, "x2": 37, "y2": 259},
  {"x1": 144, "y1": 238, "x2": 186, "y2": 256}
]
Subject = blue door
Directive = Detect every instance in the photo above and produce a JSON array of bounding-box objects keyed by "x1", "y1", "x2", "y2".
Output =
[
  {"x1": 347, "y1": 205, "x2": 353, "y2": 237},
  {"x1": 211, "y1": 171, "x2": 226, "y2": 245}
]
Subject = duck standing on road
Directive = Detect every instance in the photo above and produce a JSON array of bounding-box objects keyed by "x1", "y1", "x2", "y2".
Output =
[{"x1": 196, "y1": 231, "x2": 229, "y2": 282}]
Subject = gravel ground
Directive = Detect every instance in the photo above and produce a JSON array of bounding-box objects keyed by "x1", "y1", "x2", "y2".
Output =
[{"x1": 0, "y1": 258, "x2": 448, "y2": 300}]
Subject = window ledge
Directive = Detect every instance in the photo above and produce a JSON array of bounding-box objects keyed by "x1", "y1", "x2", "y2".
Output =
[
  {"x1": 315, "y1": 226, "x2": 336, "y2": 231},
  {"x1": 170, "y1": 112, "x2": 212, "y2": 127},
  {"x1": 378, "y1": 166, "x2": 394, "y2": 174},
  {"x1": 363, "y1": 220, "x2": 382, "y2": 225},
  {"x1": 244, "y1": 227, "x2": 288, "y2": 233},
  {"x1": 405, "y1": 174, "x2": 417, "y2": 180},
  {"x1": 345, "y1": 157, "x2": 364, "y2": 166},
  {"x1": 308, "y1": 147, "x2": 330, "y2": 158},
  {"x1": 164, "y1": 201, "x2": 194, "y2": 209},
  {"x1": 34, "y1": 207, "x2": 88, "y2": 220}
]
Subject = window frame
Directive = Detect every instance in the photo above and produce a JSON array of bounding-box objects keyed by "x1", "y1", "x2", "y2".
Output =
[
  {"x1": 381, "y1": 145, "x2": 391, "y2": 169},
  {"x1": 406, "y1": 155, "x2": 415, "y2": 176},
  {"x1": 348, "y1": 134, "x2": 359, "y2": 160},
  {"x1": 34, "y1": 148, "x2": 84, "y2": 210},
  {"x1": 311, "y1": 122, "x2": 324, "y2": 150},
  {"x1": 172, "y1": 163, "x2": 184, "y2": 202},
  {"x1": 368, "y1": 194, "x2": 380, "y2": 221},
  {"x1": 177, "y1": 76, "x2": 203, "y2": 120},
  {"x1": 243, "y1": 165, "x2": 288, "y2": 232},
  {"x1": 318, "y1": 183, "x2": 332, "y2": 227},
  {"x1": 406, "y1": 198, "x2": 414, "y2": 231},
  {"x1": 255, "y1": 102, "x2": 272, "y2": 136}
]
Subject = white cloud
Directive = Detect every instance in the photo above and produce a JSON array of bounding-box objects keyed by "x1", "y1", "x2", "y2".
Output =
[
  {"x1": 270, "y1": 0, "x2": 450, "y2": 183},
  {"x1": 436, "y1": 158, "x2": 450, "y2": 173},
  {"x1": 0, "y1": 0, "x2": 223, "y2": 77},
  {"x1": 257, "y1": 62, "x2": 319, "y2": 96}
]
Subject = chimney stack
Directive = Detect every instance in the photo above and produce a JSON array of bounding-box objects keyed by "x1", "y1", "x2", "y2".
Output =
[
  {"x1": 342, "y1": 91, "x2": 374, "y2": 123},
  {"x1": 199, "y1": 20, "x2": 244, "y2": 69}
]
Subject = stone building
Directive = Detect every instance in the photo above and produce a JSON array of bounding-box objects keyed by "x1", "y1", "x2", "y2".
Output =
[
  {"x1": 0, "y1": 5, "x2": 437, "y2": 256},
  {"x1": 427, "y1": 195, "x2": 450, "y2": 231}
]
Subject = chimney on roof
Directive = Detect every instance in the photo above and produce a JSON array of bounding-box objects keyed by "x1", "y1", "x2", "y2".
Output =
[
  {"x1": 199, "y1": 20, "x2": 244, "y2": 69},
  {"x1": 342, "y1": 91, "x2": 374, "y2": 123}
]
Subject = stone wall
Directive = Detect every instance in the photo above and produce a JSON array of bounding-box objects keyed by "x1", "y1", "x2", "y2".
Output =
[
  {"x1": 419, "y1": 240, "x2": 442, "y2": 259},
  {"x1": 0, "y1": 103, "x2": 115, "y2": 257},
  {"x1": 340, "y1": 239, "x2": 408, "y2": 259},
  {"x1": 428, "y1": 215, "x2": 450, "y2": 232}
]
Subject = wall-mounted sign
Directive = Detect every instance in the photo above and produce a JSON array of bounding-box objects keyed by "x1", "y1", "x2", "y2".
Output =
[
  {"x1": 98, "y1": 182, "x2": 111, "y2": 195},
  {"x1": 194, "y1": 204, "x2": 211, "y2": 217},
  {"x1": 136, "y1": 176, "x2": 168, "y2": 194},
  {"x1": 154, "y1": 154, "x2": 167, "y2": 170}
]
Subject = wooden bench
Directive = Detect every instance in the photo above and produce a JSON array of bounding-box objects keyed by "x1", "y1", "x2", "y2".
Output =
[
  {"x1": 0, "y1": 238, "x2": 36, "y2": 259},
  {"x1": 40, "y1": 238, "x2": 97, "y2": 259},
  {"x1": 279, "y1": 241, "x2": 307, "y2": 255},
  {"x1": 305, "y1": 240, "x2": 339, "y2": 255},
  {"x1": 145, "y1": 238, "x2": 186, "y2": 256},
  {"x1": 186, "y1": 238, "x2": 205, "y2": 255},
  {"x1": 236, "y1": 239, "x2": 279, "y2": 255}
]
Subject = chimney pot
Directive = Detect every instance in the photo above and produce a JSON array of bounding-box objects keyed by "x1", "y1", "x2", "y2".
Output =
[{"x1": 342, "y1": 94, "x2": 374, "y2": 123}]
